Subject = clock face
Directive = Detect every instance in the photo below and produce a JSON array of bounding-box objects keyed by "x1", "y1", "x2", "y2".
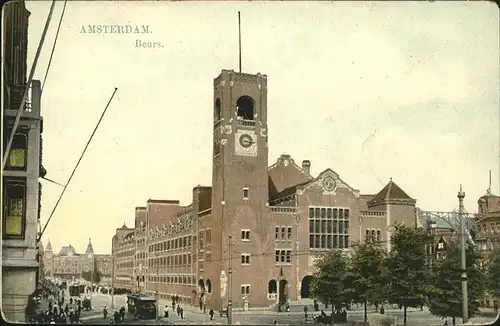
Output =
[
  {"x1": 322, "y1": 176, "x2": 336, "y2": 192},
  {"x1": 235, "y1": 130, "x2": 257, "y2": 157},
  {"x1": 87, "y1": 254, "x2": 92, "y2": 259},
  {"x1": 47, "y1": 253, "x2": 52, "y2": 258},
  {"x1": 239, "y1": 134, "x2": 254, "y2": 148}
]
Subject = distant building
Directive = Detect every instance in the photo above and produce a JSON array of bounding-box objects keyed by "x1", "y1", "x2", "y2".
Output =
[
  {"x1": 43, "y1": 239, "x2": 112, "y2": 281},
  {"x1": 2, "y1": 0, "x2": 46, "y2": 322},
  {"x1": 110, "y1": 69, "x2": 420, "y2": 310}
]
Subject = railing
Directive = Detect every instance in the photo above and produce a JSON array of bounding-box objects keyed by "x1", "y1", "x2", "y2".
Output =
[
  {"x1": 269, "y1": 206, "x2": 298, "y2": 214},
  {"x1": 359, "y1": 210, "x2": 386, "y2": 217},
  {"x1": 236, "y1": 119, "x2": 256, "y2": 127}
]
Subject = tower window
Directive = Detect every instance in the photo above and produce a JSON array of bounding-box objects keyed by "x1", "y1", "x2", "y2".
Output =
[
  {"x1": 241, "y1": 229, "x2": 250, "y2": 241},
  {"x1": 214, "y1": 98, "x2": 221, "y2": 121},
  {"x1": 236, "y1": 96, "x2": 254, "y2": 120},
  {"x1": 243, "y1": 188, "x2": 249, "y2": 199}
]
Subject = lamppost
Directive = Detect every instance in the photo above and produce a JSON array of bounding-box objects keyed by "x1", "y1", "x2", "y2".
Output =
[
  {"x1": 156, "y1": 269, "x2": 159, "y2": 322},
  {"x1": 277, "y1": 266, "x2": 285, "y2": 313},
  {"x1": 458, "y1": 185, "x2": 468, "y2": 324},
  {"x1": 228, "y1": 235, "x2": 233, "y2": 325},
  {"x1": 111, "y1": 255, "x2": 115, "y2": 310}
]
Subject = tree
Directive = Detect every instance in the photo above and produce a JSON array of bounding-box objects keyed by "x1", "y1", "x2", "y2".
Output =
[
  {"x1": 385, "y1": 223, "x2": 433, "y2": 326},
  {"x1": 427, "y1": 241, "x2": 485, "y2": 325},
  {"x1": 311, "y1": 249, "x2": 350, "y2": 314},
  {"x1": 350, "y1": 241, "x2": 388, "y2": 323},
  {"x1": 486, "y1": 248, "x2": 500, "y2": 299}
]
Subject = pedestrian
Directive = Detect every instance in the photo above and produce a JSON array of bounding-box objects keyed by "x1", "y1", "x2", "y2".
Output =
[
  {"x1": 494, "y1": 301, "x2": 498, "y2": 313},
  {"x1": 180, "y1": 307, "x2": 184, "y2": 319},
  {"x1": 209, "y1": 308, "x2": 214, "y2": 320},
  {"x1": 304, "y1": 305, "x2": 308, "y2": 321},
  {"x1": 163, "y1": 305, "x2": 169, "y2": 318}
]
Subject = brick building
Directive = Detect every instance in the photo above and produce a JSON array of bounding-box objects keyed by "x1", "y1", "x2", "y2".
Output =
[
  {"x1": 110, "y1": 69, "x2": 420, "y2": 310},
  {"x1": 43, "y1": 239, "x2": 112, "y2": 281}
]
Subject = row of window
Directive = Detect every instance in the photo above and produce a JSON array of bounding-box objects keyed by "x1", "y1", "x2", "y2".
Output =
[
  {"x1": 275, "y1": 226, "x2": 292, "y2": 241},
  {"x1": 309, "y1": 234, "x2": 350, "y2": 249},
  {"x1": 144, "y1": 274, "x2": 198, "y2": 286},
  {"x1": 365, "y1": 229, "x2": 381, "y2": 243},
  {"x1": 309, "y1": 207, "x2": 350, "y2": 220},
  {"x1": 147, "y1": 254, "x2": 193, "y2": 267},
  {"x1": 148, "y1": 235, "x2": 196, "y2": 253},
  {"x1": 275, "y1": 250, "x2": 292, "y2": 264},
  {"x1": 117, "y1": 262, "x2": 133, "y2": 269},
  {"x1": 309, "y1": 219, "x2": 349, "y2": 235},
  {"x1": 116, "y1": 250, "x2": 134, "y2": 259}
]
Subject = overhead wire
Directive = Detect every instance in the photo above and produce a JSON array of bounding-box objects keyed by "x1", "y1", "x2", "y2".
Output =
[
  {"x1": 41, "y1": 0, "x2": 68, "y2": 93},
  {"x1": 38, "y1": 88, "x2": 119, "y2": 241},
  {"x1": 2, "y1": 0, "x2": 57, "y2": 169}
]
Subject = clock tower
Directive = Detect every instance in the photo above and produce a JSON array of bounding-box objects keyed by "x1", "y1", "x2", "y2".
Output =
[{"x1": 205, "y1": 69, "x2": 270, "y2": 308}]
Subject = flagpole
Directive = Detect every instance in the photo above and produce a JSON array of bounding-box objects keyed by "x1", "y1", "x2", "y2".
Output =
[{"x1": 238, "y1": 11, "x2": 242, "y2": 73}]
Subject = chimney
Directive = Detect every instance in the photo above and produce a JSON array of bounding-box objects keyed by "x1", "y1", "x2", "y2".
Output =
[{"x1": 302, "y1": 160, "x2": 311, "y2": 175}]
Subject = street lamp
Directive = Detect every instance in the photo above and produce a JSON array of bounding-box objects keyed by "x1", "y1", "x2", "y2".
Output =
[
  {"x1": 156, "y1": 269, "x2": 159, "y2": 322},
  {"x1": 228, "y1": 235, "x2": 233, "y2": 325},
  {"x1": 277, "y1": 266, "x2": 285, "y2": 313}
]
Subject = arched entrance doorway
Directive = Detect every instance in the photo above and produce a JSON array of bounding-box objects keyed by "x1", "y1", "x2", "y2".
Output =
[
  {"x1": 278, "y1": 279, "x2": 288, "y2": 304},
  {"x1": 301, "y1": 275, "x2": 315, "y2": 298}
]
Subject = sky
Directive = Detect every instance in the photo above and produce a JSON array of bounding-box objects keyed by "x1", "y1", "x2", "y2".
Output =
[{"x1": 24, "y1": 1, "x2": 499, "y2": 255}]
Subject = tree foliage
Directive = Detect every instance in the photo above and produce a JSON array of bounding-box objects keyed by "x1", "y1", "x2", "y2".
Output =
[
  {"x1": 349, "y1": 242, "x2": 388, "y2": 322},
  {"x1": 486, "y1": 248, "x2": 500, "y2": 298},
  {"x1": 385, "y1": 223, "x2": 433, "y2": 325},
  {"x1": 427, "y1": 241, "x2": 485, "y2": 322},
  {"x1": 311, "y1": 249, "x2": 350, "y2": 311}
]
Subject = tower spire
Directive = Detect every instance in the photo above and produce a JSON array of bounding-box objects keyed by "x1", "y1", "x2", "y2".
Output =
[{"x1": 238, "y1": 11, "x2": 242, "y2": 73}]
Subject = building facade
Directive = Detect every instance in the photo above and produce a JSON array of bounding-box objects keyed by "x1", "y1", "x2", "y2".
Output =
[
  {"x1": 43, "y1": 239, "x2": 112, "y2": 281},
  {"x1": 2, "y1": 0, "x2": 46, "y2": 322},
  {"x1": 110, "y1": 69, "x2": 421, "y2": 310}
]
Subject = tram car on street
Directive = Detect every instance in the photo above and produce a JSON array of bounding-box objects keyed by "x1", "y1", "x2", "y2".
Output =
[
  {"x1": 69, "y1": 284, "x2": 80, "y2": 297},
  {"x1": 126, "y1": 293, "x2": 157, "y2": 320}
]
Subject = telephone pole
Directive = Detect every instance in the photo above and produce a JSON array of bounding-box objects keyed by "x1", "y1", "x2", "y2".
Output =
[{"x1": 458, "y1": 185, "x2": 468, "y2": 324}]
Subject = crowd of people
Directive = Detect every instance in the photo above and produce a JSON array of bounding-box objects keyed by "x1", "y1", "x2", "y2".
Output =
[{"x1": 27, "y1": 279, "x2": 88, "y2": 324}]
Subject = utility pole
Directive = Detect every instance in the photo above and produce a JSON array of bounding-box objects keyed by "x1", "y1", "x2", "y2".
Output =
[
  {"x1": 228, "y1": 235, "x2": 233, "y2": 325},
  {"x1": 458, "y1": 185, "x2": 468, "y2": 324},
  {"x1": 111, "y1": 255, "x2": 115, "y2": 310}
]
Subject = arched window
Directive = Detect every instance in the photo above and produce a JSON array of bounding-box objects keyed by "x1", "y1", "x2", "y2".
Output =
[
  {"x1": 214, "y1": 98, "x2": 221, "y2": 121},
  {"x1": 268, "y1": 279, "x2": 277, "y2": 294},
  {"x1": 206, "y1": 279, "x2": 212, "y2": 293},
  {"x1": 198, "y1": 279, "x2": 205, "y2": 292},
  {"x1": 236, "y1": 96, "x2": 254, "y2": 120}
]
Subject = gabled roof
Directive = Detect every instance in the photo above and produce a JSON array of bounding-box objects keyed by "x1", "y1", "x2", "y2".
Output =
[
  {"x1": 119, "y1": 223, "x2": 129, "y2": 230},
  {"x1": 371, "y1": 178, "x2": 413, "y2": 201},
  {"x1": 270, "y1": 168, "x2": 359, "y2": 203},
  {"x1": 85, "y1": 238, "x2": 94, "y2": 254},
  {"x1": 270, "y1": 180, "x2": 311, "y2": 202}
]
